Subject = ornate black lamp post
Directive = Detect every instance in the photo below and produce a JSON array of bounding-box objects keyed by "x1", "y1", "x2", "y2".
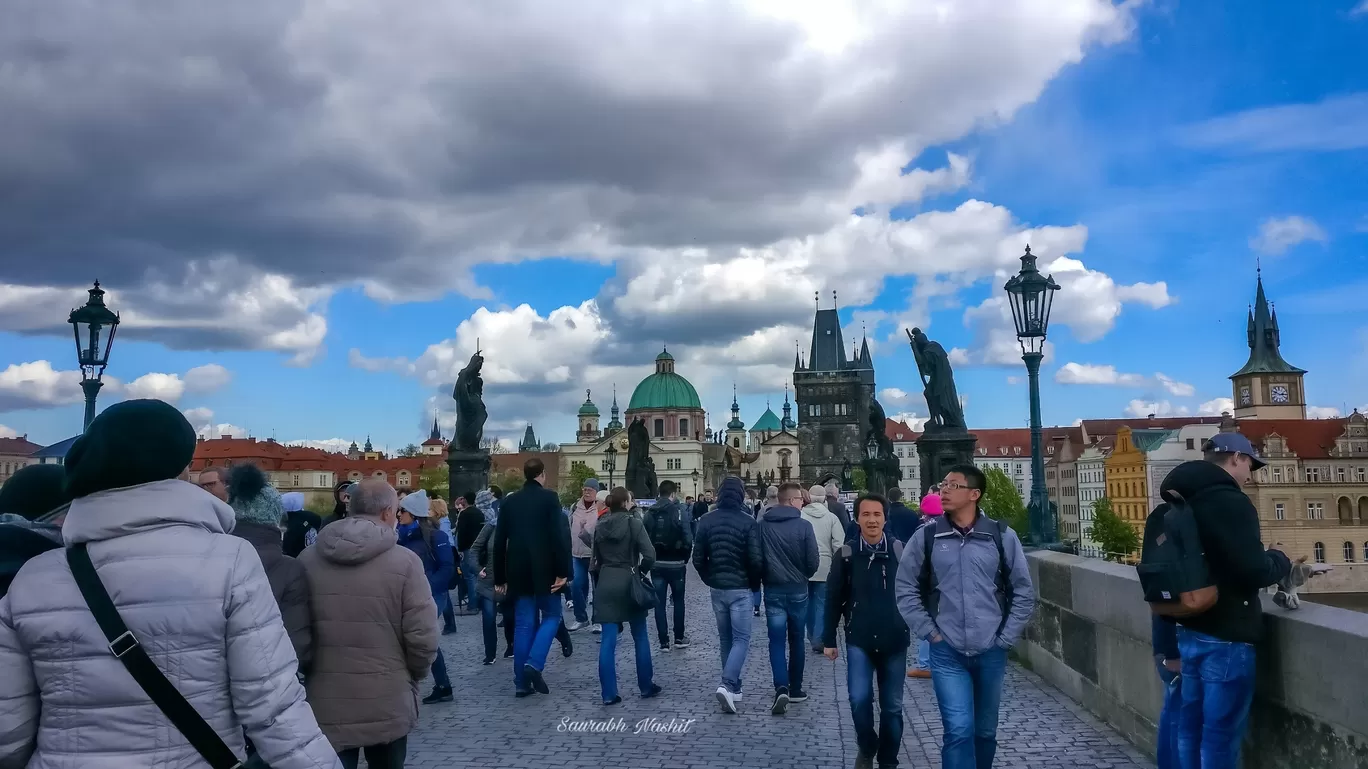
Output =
[
  {"x1": 1004, "y1": 246, "x2": 1061, "y2": 545},
  {"x1": 69, "y1": 281, "x2": 120, "y2": 432},
  {"x1": 605, "y1": 443, "x2": 618, "y2": 490},
  {"x1": 691, "y1": 468, "x2": 700, "y2": 498}
]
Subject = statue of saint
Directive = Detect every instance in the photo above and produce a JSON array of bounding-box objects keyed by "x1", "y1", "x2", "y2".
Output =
[
  {"x1": 625, "y1": 417, "x2": 654, "y2": 499},
  {"x1": 907, "y1": 327, "x2": 966, "y2": 432},
  {"x1": 452, "y1": 351, "x2": 487, "y2": 452}
]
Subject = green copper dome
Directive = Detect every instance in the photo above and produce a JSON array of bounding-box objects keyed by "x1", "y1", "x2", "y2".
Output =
[
  {"x1": 628, "y1": 347, "x2": 702, "y2": 410},
  {"x1": 577, "y1": 389, "x2": 600, "y2": 416},
  {"x1": 751, "y1": 407, "x2": 782, "y2": 433}
]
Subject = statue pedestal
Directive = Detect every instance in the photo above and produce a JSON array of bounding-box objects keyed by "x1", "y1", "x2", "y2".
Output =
[
  {"x1": 447, "y1": 449, "x2": 491, "y2": 501},
  {"x1": 916, "y1": 430, "x2": 978, "y2": 498}
]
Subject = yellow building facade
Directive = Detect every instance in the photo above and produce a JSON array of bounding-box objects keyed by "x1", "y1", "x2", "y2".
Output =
[{"x1": 1104, "y1": 427, "x2": 1149, "y2": 536}]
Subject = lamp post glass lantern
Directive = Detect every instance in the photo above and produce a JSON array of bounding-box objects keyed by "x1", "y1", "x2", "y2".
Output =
[
  {"x1": 68, "y1": 281, "x2": 120, "y2": 432},
  {"x1": 605, "y1": 444, "x2": 617, "y2": 491},
  {"x1": 690, "y1": 468, "x2": 699, "y2": 498},
  {"x1": 1003, "y1": 246, "x2": 1061, "y2": 546}
]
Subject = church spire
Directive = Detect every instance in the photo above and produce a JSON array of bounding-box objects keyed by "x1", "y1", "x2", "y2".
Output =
[
  {"x1": 727, "y1": 383, "x2": 745, "y2": 431},
  {"x1": 428, "y1": 417, "x2": 441, "y2": 443},
  {"x1": 1230, "y1": 268, "x2": 1305, "y2": 379},
  {"x1": 781, "y1": 381, "x2": 795, "y2": 430}
]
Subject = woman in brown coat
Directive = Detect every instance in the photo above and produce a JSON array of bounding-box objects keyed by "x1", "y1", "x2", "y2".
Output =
[{"x1": 592, "y1": 487, "x2": 661, "y2": 705}]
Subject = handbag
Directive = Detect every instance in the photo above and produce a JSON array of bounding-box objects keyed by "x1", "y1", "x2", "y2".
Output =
[
  {"x1": 67, "y1": 543, "x2": 253, "y2": 769},
  {"x1": 628, "y1": 568, "x2": 656, "y2": 612}
]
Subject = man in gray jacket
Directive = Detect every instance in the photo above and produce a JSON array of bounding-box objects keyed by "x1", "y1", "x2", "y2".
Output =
[
  {"x1": 894, "y1": 464, "x2": 1035, "y2": 769},
  {"x1": 748, "y1": 482, "x2": 819, "y2": 715}
]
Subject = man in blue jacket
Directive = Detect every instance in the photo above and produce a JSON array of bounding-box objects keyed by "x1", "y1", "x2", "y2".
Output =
[
  {"x1": 693, "y1": 476, "x2": 759, "y2": 713},
  {"x1": 894, "y1": 464, "x2": 1036, "y2": 769},
  {"x1": 748, "y1": 481, "x2": 819, "y2": 715}
]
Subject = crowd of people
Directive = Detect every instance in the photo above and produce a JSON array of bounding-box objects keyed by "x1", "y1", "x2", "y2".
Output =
[{"x1": 2, "y1": 397, "x2": 1288, "y2": 769}]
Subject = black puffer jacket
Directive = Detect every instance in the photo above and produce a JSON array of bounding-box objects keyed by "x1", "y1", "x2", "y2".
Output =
[
  {"x1": 1160, "y1": 459, "x2": 1291, "y2": 644},
  {"x1": 692, "y1": 478, "x2": 758, "y2": 591},
  {"x1": 749, "y1": 503, "x2": 819, "y2": 589}
]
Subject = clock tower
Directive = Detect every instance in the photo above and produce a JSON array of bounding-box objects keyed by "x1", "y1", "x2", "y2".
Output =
[{"x1": 1229, "y1": 270, "x2": 1306, "y2": 420}]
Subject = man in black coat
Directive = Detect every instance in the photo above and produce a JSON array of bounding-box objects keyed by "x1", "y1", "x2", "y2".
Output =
[
  {"x1": 883, "y1": 487, "x2": 920, "y2": 546},
  {"x1": 692, "y1": 476, "x2": 759, "y2": 713},
  {"x1": 749, "y1": 481, "x2": 819, "y2": 715},
  {"x1": 493, "y1": 458, "x2": 572, "y2": 697}
]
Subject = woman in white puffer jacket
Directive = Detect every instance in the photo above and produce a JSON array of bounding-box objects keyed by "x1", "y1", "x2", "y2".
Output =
[{"x1": 0, "y1": 399, "x2": 340, "y2": 769}]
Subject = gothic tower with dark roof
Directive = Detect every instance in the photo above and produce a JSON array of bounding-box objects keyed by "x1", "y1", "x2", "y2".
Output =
[
  {"x1": 794, "y1": 291, "x2": 875, "y2": 485},
  {"x1": 1230, "y1": 270, "x2": 1307, "y2": 420}
]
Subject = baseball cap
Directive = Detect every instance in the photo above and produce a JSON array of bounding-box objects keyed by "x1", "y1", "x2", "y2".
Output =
[{"x1": 1204, "y1": 433, "x2": 1266, "y2": 470}]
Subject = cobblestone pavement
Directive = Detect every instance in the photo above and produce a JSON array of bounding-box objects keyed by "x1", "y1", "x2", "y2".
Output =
[{"x1": 404, "y1": 570, "x2": 1154, "y2": 769}]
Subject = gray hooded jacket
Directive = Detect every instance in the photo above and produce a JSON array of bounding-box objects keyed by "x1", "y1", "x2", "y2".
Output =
[{"x1": 894, "y1": 512, "x2": 1036, "y2": 656}]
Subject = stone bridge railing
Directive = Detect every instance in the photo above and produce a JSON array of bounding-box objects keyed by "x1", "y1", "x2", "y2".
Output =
[{"x1": 1018, "y1": 551, "x2": 1368, "y2": 769}]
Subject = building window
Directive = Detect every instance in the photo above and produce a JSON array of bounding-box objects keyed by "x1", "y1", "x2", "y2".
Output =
[
  {"x1": 1274, "y1": 503, "x2": 1285, "y2": 520},
  {"x1": 653, "y1": 419, "x2": 664, "y2": 438},
  {"x1": 1358, "y1": 468, "x2": 1366, "y2": 483},
  {"x1": 571, "y1": 461, "x2": 585, "y2": 470},
  {"x1": 1307, "y1": 467, "x2": 1322, "y2": 483},
  {"x1": 1344, "y1": 541, "x2": 1356, "y2": 563},
  {"x1": 1314, "y1": 542, "x2": 1325, "y2": 564},
  {"x1": 1272, "y1": 467, "x2": 1282, "y2": 483},
  {"x1": 732, "y1": 438, "x2": 740, "y2": 448},
  {"x1": 318, "y1": 474, "x2": 328, "y2": 486},
  {"x1": 1307, "y1": 501, "x2": 1324, "y2": 520},
  {"x1": 1363, "y1": 542, "x2": 1368, "y2": 563},
  {"x1": 1337, "y1": 467, "x2": 1346, "y2": 483},
  {"x1": 601, "y1": 458, "x2": 611, "y2": 471},
  {"x1": 679, "y1": 418, "x2": 689, "y2": 438},
  {"x1": 292, "y1": 473, "x2": 301, "y2": 487}
]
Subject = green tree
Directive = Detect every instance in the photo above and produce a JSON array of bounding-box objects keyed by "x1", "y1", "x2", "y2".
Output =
[
  {"x1": 397, "y1": 443, "x2": 422, "y2": 458},
  {"x1": 417, "y1": 465, "x2": 449, "y2": 500},
  {"x1": 492, "y1": 468, "x2": 525, "y2": 494},
  {"x1": 980, "y1": 467, "x2": 1028, "y2": 540},
  {"x1": 560, "y1": 462, "x2": 598, "y2": 507},
  {"x1": 1087, "y1": 497, "x2": 1140, "y2": 561},
  {"x1": 851, "y1": 468, "x2": 868, "y2": 491}
]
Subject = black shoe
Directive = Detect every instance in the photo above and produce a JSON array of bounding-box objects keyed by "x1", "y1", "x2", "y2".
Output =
[
  {"x1": 524, "y1": 664, "x2": 549, "y2": 694},
  {"x1": 753, "y1": 607, "x2": 761, "y2": 617},
  {"x1": 642, "y1": 683, "x2": 662, "y2": 699},
  {"x1": 482, "y1": 657, "x2": 495, "y2": 665},
  {"x1": 442, "y1": 628, "x2": 457, "y2": 636},
  {"x1": 515, "y1": 688, "x2": 534, "y2": 698},
  {"x1": 659, "y1": 642, "x2": 671, "y2": 653},
  {"x1": 603, "y1": 695, "x2": 623, "y2": 706},
  {"x1": 673, "y1": 637, "x2": 690, "y2": 649},
  {"x1": 421, "y1": 686, "x2": 453, "y2": 705},
  {"x1": 811, "y1": 645, "x2": 824, "y2": 655},
  {"x1": 503, "y1": 647, "x2": 514, "y2": 659},
  {"x1": 854, "y1": 751, "x2": 874, "y2": 769},
  {"x1": 561, "y1": 638, "x2": 574, "y2": 658},
  {"x1": 788, "y1": 689, "x2": 808, "y2": 703},
  {"x1": 771, "y1": 688, "x2": 789, "y2": 715}
]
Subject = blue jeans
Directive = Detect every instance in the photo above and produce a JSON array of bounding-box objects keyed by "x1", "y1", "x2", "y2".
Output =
[
  {"x1": 513, "y1": 594, "x2": 563, "y2": 691},
  {"x1": 1156, "y1": 659, "x2": 1182, "y2": 769},
  {"x1": 442, "y1": 591, "x2": 456, "y2": 631},
  {"x1": 572, "y1": 557, "x2": 591, "y2": 623},
  {"x1": 430, "y1": 594, "x2": 451, "y2": 689},
  {"x1": 930, "y1": 641, "x2": 1008, "y2": 769},
  {"x1": 915, "y1": 638, "x2": 931, "y2": 670},
  {"x1": 1175, "y1": 628, "x2": 1255, "y2": 769},
  {"x1": 599, "y1": 612, "x2": 654, "y2": 702},
  {"x1": 752, "y1": 589, "x2": 762, "y2": 609},
  {"x1": 461, "y1": 551, "x2": 479, "y2": 610},
  {"x1": 652, "y1": 566, "x2": 686, "y2": 644},
  {"x1": 479, "y1": 594, "x2": 499, "y2": 660},
  {"x1": 848, "y1": 645, "x2": 907, "y2": 766},
  {"x1": 711, "y1": 588, "x2": 752, "y2": 694},
  {"x1": 763, "y1": 586, "x2": 809, "y2": 692},
  {"x1": 805, "y1": 581, "x2": 827, "y2": 650}
]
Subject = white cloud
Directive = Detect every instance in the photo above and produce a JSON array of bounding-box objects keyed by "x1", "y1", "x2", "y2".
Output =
[
  {"x1": 1351, "y1": 1, "x2": 1368, "y2": 18},
  {"x1": 880, "y1": 387, "x2": 921, "y2": 413},
  {"x1": 1056, "y1": 363, "x2": 1145, "y2": 386},
  {"x1": 124, "y1": 372, "x2": 186, "y2": 402},
  {"x1": 181, "y1": 406, "x2": 247, "y2": 439},
  {"x1": 286, "y1": 438, "x2": 355, "y2": 454},
  {"x1": 1006, "y1": 376, "x2": 1021, "y2": 385},
  {"x1": 1198, "y1": 397, "x2": 1234, "y2": 416},
  {"x1": 1250, "y1": 216, "x2": 1328, "y2": 256},
  {"x1": 183, "y1": 364, "x2": 232, "y2": 394},
  {"x1": 888, "y1": 412, "x2": 930, "y2": 432},
  {"x1": 1155, "y1": 373, "x2": 1195, "y2": 397},
  {"x1": 0, "y1": 361, "x2": 88, "y2": 411},
  {"x1": 1307, "y1": 406, "x2": 1342, "y2": 419},
  {"x1": 0, "y1": 424, "x2": 17, "y2": 439},
  {"x1": 1124, "y1": 399, "x2": 1189, "y2": 418}
]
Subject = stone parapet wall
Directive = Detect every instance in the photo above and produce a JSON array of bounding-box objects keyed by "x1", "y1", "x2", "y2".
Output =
[{"x1": 1018, "y1": 551, "x2": 1368, "y2": 769}]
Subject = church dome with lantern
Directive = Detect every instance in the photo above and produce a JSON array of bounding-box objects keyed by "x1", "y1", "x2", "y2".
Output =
[{"x1": 626, "y1": 347, "x2": 706, "y2": 442}]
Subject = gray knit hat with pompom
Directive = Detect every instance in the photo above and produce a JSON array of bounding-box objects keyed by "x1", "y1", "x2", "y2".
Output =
[{"x1": 227, "y1": 464, "x2": 284, "y2": 527}]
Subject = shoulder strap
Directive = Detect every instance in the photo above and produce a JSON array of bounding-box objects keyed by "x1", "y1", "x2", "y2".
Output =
[
  {"x1": 991, "y1": 519, "x2": 1014, "y2": 636},
  {"x1": 892, "y1": 539, "x2": 904, "y2": 560},
  {"x1": 66, "y1": 544, "x2": 245, "y2": 769}
]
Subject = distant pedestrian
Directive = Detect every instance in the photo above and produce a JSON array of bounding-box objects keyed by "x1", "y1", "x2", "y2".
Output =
[
  {"x1": 692, "y1": 476, "x2": 759, "y2": 713},
  {"x1": 884, "y1": 488, "x2": 919, "y2": 546},
  {"x1": 691, "y1": 489, "x2": 714, "y2": 522},
  {"x1": 591, "y1": 487, "x2": 661, "y2": 705},
  {"x1": 908, "y1": 490, "x2": 943, "y2": 679},
  {"x1": 455, "y1": 491, "x2": 486, "y2": 615},
  {"x1": 644, "y1": 480, "x2": 693, "y2": 651},
  {"x1": 825, "y1": 482, "x2": 853, "y2": 536},
  {"x1": 801, "y1": 484, "x2": 845, "y2": 655},
  {"x1": 826, "y1": 494, "x2": 911, "y2": 769},
  {"x1": 493, "y1": 458, "x2": 572, "y2": 697},
  {"x1": 195, "y1": 465, "x2": 230, "y2": 503},
  {"x1": 281, "y1": 490, "x2": 322, "y2": 558},
  {"x1": 749, "y1": 481, "x2": 819, "y2": 715},
  {"x1": 896, "y1": 464, "x2": 1036, "y2": 769},
  {"x1": 569, "y1": 478, "x2": 601, "y2": 631},
  {"x1": 321, "y1": 480, "x2": 354, "y2": 528},
  {"x1": 432, "y1": 497, "x2": 458, "y2": 632},
  {"x1": 300, "y1": 477, "x2": 438, "y2": 769},
  {"x1": 394, "y1": 489, "x2": 456, "y2": 706},
  {"x1": 760, "y1": 485, "x2": 779, "y2": 516}
]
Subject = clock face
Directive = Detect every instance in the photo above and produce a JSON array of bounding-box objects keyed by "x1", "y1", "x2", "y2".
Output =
[
  {"x1": 1239, "y1": 385, "x2": 1252, "y2": 406},
  {"x1": 1270, "y1": 384, "x2": 1289, "y2": 404}
]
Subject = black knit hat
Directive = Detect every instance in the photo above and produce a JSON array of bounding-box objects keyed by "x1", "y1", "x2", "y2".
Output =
[
  {"x1": 0, "y1": 464, "x2": 72, "y2": 520},
  {"x1": 64, "y1": 399, "x2": 198, "y2": 499}
]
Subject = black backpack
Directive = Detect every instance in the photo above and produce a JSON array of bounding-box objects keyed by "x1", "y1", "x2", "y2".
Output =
[
  {"x1": 917, "y1": 517, "x2": 1013, "y2": 634},
  {"x1": 647, "y1": 501, "x2": 687, "y2": 552},
  {"x1": 1138, "y1": 490, "x2": 1217, "y2": 618}
]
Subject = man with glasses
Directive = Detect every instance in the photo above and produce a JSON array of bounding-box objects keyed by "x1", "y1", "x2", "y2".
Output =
[
  {"x1": 895, "y1": 464, "x2": 1035, "y2": 769},
  {"x1": 195, "y1": 466, "x2": 229, "y2": 502}
]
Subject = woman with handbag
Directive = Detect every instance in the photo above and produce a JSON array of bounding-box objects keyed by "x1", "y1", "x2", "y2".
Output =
[{"x1": 591, "y1": 487, "x2": 662, "y2": 705}]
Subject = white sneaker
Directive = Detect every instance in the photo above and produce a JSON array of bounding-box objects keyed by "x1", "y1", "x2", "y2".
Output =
[
  {"x1": 715, "y1": 686, "x2": 738, "y2": 714},
  {"x1": 590, "y1": 624, "x2": 602, "y2": 634},
  {"x1": 565, "y1": 620, "x2": 583, "y2": 632}
]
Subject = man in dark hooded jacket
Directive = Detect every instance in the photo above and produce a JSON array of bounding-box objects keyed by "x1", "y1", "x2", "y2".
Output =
[
  {"x1": 692, "y1": 477, "x2": 759, "y2": 712},
  {"x1": 749, "y1": 482, "x2": 819, "y2": 715},
  {"x1": 0, "y1": 465, "x2": 69, "y2": 598},
  {"x1": 1152, "y1": 433, "x2": 1291, "y2": 768}
]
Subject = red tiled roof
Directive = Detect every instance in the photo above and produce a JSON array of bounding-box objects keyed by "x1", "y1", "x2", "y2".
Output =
[
  {"x1": 885, "y1": 419, "x2": 919, "y2": 442},
  {"x1": 1080, "y1": 417, "x2": 1223, "y2": 441},
  {"x1": 0, "y1": 436, "x2": 42, "y2": 456},
  {"x1": 968, "y1": 427, "x2": 1081, "y2": 458},
  {"x1": 1233, "y1": 418, "x2": 1349, "y2": 460}
]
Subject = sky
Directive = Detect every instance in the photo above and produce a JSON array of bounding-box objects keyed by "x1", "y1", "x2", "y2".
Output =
[{"x1": 2, "y1": 0, "x2": 1367, "y2": 453}]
